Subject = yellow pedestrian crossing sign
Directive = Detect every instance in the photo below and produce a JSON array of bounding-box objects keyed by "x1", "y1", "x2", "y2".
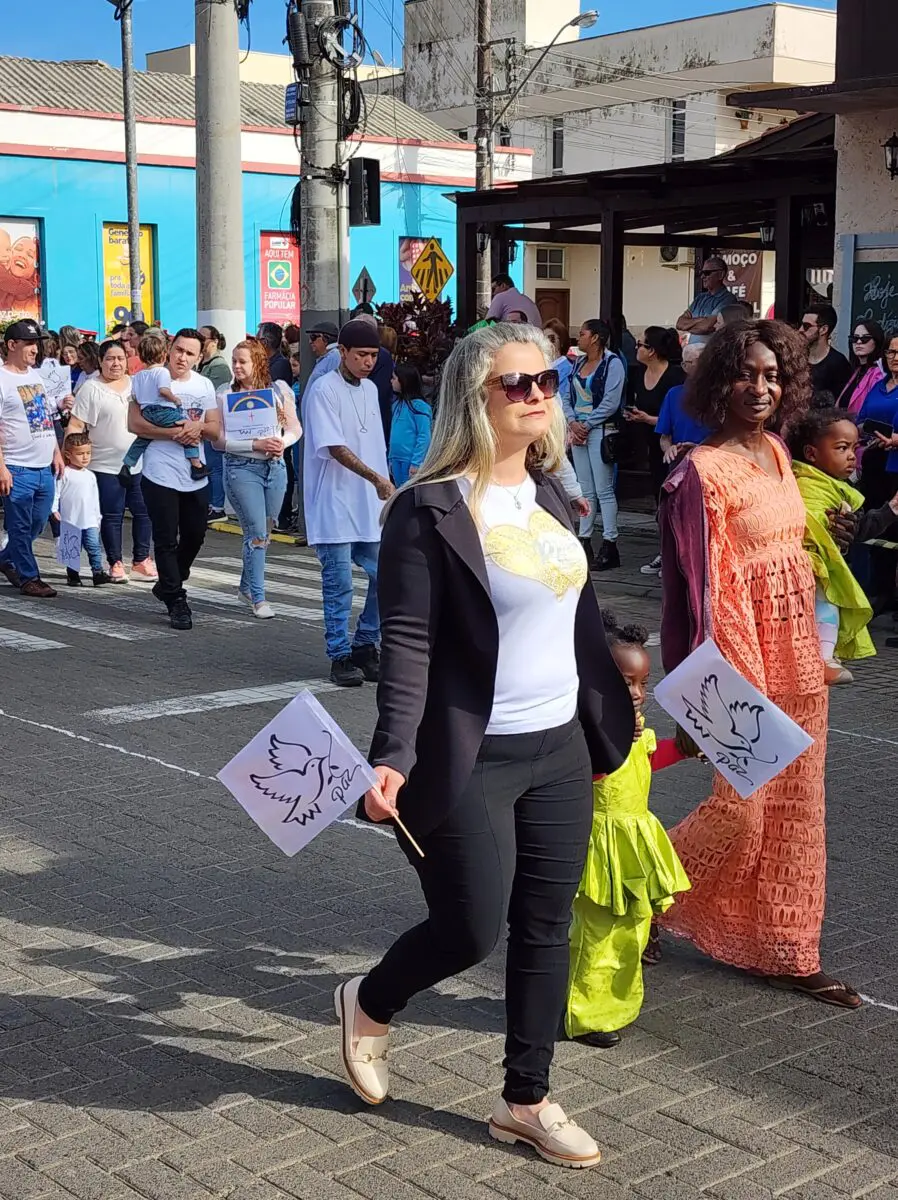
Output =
[{"x1": 410, "y1": 238, "x2": 454, "y2": 301}]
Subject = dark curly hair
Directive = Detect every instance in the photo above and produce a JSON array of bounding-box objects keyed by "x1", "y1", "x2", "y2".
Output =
[
  {"x1": 785, "y1": 406, "x2": 857, "y2": 465},
  {"x1": 683, "y1": 319, "x2": 812, "y2": 430},
  {"x1": 601, "y1": 609, "x2": 649, "y2": 648}
]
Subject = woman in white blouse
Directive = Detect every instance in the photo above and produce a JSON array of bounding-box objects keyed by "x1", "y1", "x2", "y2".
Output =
[
  {"x1": 334, "y1": 323, "x2": 634, "y2": 1169},
  {"x1": 215, "y1": 338, "x2": 300, "y2": 618},
  {"x1": 68, "y1": 339, "x2": 156, "y2": 582}
]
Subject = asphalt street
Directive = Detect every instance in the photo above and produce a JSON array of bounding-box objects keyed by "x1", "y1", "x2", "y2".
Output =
[{"x1": 0, "y1": 525, "x2": 895, "y2": 1200}]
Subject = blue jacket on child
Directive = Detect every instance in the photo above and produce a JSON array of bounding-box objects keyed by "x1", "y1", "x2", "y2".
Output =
[{"x1": 389, "y1": 397, "x2": 432, "y2": 486}]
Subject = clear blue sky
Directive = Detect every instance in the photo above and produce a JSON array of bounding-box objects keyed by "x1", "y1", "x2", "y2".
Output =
[{"x1": 4, "y1": 0, "x2": 835, "y2": 72}]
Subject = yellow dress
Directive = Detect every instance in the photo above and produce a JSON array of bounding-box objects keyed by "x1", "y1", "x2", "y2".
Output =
[{"x1": 565, "y1": 728, "x2": 691, "y2": 1037}]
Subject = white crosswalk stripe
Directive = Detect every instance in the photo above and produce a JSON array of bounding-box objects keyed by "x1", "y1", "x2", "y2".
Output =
[
  {"x1": 204, "y1": 555, "x2": 366, "y2": 586},
  {"x1": 0, "y1": 594, "x2": 167, "y2": 641},
  {"x1": 85, "y1": 679, "x2": 341, "y2": 723},
  {"x1": 189, "y1": 565, "x2": 363, "y2": 609},
  {"x1": 0, "y1": 625, "x2": 68, "y2": 652},
  {"x1": 185, "y1": 586, "x2": 325, "y2": 622}
]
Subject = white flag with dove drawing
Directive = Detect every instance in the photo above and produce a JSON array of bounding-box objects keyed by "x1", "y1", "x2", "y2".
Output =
[
  {"x1": 217, "y1": 691, "x2": 379, "y2": 855},
  {"x1": 653, "y1": 639, "x2": 813, "y2": 799}
]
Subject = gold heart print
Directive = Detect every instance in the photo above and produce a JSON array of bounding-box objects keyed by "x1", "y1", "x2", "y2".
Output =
[{"x1": 484, "y1": 510, "x2": 587, "y2": 599}]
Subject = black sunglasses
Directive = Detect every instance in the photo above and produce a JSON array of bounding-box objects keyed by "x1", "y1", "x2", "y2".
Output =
[
  {"x1": 486, "y1": 370, "x2": 560, "y2": 403},
  {"x1": 851, "y1": 334, "x2": 874, "y2": 343}
]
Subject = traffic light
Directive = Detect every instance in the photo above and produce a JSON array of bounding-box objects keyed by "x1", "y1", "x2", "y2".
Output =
[{"x1": 348, "y1": 158, "x2": 381, "y2": 227}]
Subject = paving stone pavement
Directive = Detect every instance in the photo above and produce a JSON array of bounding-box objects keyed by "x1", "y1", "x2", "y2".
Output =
[{"x1": 0, "y1": 530, "x2": 894, "y2": 1200}]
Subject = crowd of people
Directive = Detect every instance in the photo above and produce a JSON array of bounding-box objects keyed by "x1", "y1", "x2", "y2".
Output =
[{"x1": 2, "y1": 277, "x2": 895, "y2": 1171}]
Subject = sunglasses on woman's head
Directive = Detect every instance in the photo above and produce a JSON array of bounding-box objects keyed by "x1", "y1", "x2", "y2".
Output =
[{"x1": 486, "y1": 370, "x2": 560, "y2": 402}]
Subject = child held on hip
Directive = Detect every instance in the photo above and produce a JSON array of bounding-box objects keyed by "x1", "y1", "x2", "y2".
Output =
[
  {"x1": 119, "y1": 334, "x2": 209, "y2": 485},
  {"x1": 788, "y1": 408, "x2": 881, "y2": 686}
]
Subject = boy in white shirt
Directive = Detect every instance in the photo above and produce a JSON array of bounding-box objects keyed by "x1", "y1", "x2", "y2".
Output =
[
  {"x1": 53, "y1": 432, "x2": 112, "y2": 587},
  {"x1": 119, "y1": 335, "x2": 209, "y2": 484}
]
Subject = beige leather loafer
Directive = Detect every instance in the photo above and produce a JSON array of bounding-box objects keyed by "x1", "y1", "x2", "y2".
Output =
[
  {"x1": 488, "y1": 1097, "x2": 601, "y2": 1168},
  {"x1": 334, "y1": 976, "x2": 389, "y2": 1105}
]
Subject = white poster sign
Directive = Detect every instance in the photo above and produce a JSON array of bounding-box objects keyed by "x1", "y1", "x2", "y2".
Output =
[
  {"x1": 217, "y1": 690, "x2": 378, "y2": 856},
  {"x1": 55, "y1": 522, "x2": 83, "y2": 572},
  {"x1": 224, "y1": 388, "x2": 279, "y2": 442},
  {"x1": 653, "y1": 639, "x2": 814, "y2": 799}
]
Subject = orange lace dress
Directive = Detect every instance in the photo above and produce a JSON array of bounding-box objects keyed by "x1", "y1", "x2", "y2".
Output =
[{"x1": 660, "y1": 437, "x2": 828, "y2": 976}]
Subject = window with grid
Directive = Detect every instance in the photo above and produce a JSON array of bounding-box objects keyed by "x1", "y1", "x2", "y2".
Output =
[{"x1": 536, "y1": 247, "x2": 565, "y2": 280}]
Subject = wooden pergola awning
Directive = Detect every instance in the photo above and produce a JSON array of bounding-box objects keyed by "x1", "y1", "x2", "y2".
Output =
[{"x1": 453, "y1": 117, "x2": 836, "y2": 327}]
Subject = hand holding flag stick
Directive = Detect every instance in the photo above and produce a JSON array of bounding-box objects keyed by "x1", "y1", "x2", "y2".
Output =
[{"x1": 365, "y1": 766, "x2": 425, "y2": 858}]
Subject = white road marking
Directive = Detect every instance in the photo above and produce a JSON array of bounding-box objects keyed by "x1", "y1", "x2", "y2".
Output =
[
  {"x1": 0, "y1": 706, "x2": 393, "y2": 839},
  {"x1": 859, "y1": 993, "x2": 898, "y2": 1012},
  {"x1": 0, "y1": 596, "x2": 166, "y2": 641},
  {"x1": 190, "y1": 565, "x2": 363, "y2": 609},
  {"x1": 63, "y1": 588, "x2": 252, "y2": 629},
  {"x1": 186, "y1": 586, "x2": 324, "y2": 622},
  {"x1": 85, "y1": 678, "x2": 341, "y2": 723},
  {"x1": 204, "y1": 555, "x2": 366, "y2": 586},
  {"x1": 829, "y1": 727, "x2": 898, "y2": 748},
  {"x1": 0, "y1": 625, "x2": 68, "y2": 652}
]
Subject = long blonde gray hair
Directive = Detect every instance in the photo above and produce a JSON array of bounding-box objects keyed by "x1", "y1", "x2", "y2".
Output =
[{"x1": 384, "y1": 322, "x2": 567, "y2": 522}]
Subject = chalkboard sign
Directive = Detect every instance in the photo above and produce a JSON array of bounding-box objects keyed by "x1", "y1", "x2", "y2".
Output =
[{"x1": 852, "y1": 261, "x2": 898, "y2": 335}]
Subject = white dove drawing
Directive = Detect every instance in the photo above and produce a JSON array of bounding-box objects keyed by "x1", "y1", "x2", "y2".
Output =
[
  {"x1": 681, "y1": 674, "x2": 779, "y2": 765},
  {"x1": 249, "y1": 731, "x2": 340, "y2": 823}
]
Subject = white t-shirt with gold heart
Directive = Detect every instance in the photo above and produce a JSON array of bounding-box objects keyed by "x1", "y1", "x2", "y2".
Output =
[{"x1": 459, "y1": 475, "x2": 587, "y2": 735}]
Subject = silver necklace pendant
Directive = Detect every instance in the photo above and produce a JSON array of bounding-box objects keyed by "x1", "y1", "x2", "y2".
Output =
[{"x1": 513, "y1": 496, "x2": 522, "y2": 509}]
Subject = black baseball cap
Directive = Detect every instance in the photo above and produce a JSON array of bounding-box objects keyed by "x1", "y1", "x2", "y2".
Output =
[
  {"x1": 308, "y1": 321, "x2": 339, "y2": 340},
  {"x1": 4, "y1": 319, "x2": 44, "y2": 342}
]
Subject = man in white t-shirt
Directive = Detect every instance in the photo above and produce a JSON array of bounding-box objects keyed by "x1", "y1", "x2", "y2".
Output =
[
  {"x1": 303, "y1": 319, "x2": 394, "y2": 686},
  {"x1": 128, "y1": 328, "x2": 219, "y2": 630},
  {"x1": 0, "y1": 320, "x2": 65, "y2": 597}
]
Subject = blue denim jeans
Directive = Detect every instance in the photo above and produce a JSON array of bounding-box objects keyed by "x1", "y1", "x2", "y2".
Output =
[
  {"x1": 94, "y1": 470, "x2": 153, "y2": 568},
  {"x1": 0, "y1": 465, "x2": 56, "y2": 583},
  {"x1": 571, "y1": 428, "x2": 619, "y2": 542},
  {"x1": 314, "y1": 541, "x2": 380, "y2": 661},
  {"x1": 79, "y1": 527, "x2": 104, "y2": 575},
  {"x1": 205, "y1": 443, "x2": 226, "y2": 510},
  {"x1": 224, "y1": 456, "x2": 287, "y2": 603}
]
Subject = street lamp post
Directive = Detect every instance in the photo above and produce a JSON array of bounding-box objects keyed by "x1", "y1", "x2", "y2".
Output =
[
  {"x1": 109, "y1": 0, "x2": 142, "y2": 325},
  {"x1": 473, "y1": 10, "x2": 598, "y2": 317}
]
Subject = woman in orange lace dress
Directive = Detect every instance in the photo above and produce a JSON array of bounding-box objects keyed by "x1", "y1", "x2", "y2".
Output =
[{"x1": 658, "y1": 321, "x2": 861, "y2": 1008}]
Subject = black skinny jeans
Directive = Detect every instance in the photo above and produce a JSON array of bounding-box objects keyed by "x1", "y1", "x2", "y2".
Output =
[
  {"x1": 358, "y1": 718, "x2": 592, "y2": 1105},
  {"x1": 141, "y1": 477, "x2": 209, "y2": 606}
]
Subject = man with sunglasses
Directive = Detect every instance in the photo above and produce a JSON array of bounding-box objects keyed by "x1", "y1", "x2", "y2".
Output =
[
  {"x1": 799, "y1": 304, "x2": 852, "y2": 404},
  {"x1": 676, "y1": 256, "x2": 736, "y2": 345},
  {"x1": 304, "y1": 321, "x2": 341, "y2": 393}
]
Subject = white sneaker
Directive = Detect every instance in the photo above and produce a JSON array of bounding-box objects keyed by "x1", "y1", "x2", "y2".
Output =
[
  {"x1": 253, "y1": 601, "x2": 276, "y2": 619},
  {"x1": 640, "y1": 555, "x2": 662, "y2": 576},
  {"x1": 334, "y1": 977, "x2": 389, "y2": 1105},
  {"x1": 237, "y1": 589, "x2": 253, "y2": 609},
  {"x1": 488, "y1": 1097, "x2": 601, "y2": 1169}
]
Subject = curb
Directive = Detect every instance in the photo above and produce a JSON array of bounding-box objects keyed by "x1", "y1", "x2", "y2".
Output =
[{"x1": 208, "y1": 520, "x2": 308, "y2": 547}]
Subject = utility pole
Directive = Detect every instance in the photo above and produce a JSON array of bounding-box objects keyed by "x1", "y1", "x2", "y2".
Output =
[
  {"x1": 195, "y1": 0, "x2": 246, "y2": 352},
  {"x1": 298, "y1": 0, "x2": 349, "y2": 369},
  {"x1": 474, "y1": 0, "x2": 494, "y2": 317},
  {"x1": 118, "y1": 0, "x2": 142, "y2": 323}
]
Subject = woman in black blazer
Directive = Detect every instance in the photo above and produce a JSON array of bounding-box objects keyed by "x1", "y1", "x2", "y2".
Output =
[{"x1": 334, "y1": 324, "x2": 634, "y2": 1170}]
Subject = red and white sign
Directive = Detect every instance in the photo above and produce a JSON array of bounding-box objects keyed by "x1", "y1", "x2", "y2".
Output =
[{"x1": 259, "y1": 232, "x2": 300, "y2": 324}]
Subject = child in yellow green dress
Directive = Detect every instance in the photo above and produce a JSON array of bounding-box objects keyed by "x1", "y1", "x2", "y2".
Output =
[
  {"x1": 786, "y1": 408, "x2": 876, "y2": 686},
  {"x1": 565, "y1": 613, "x2": 691, "y2": 1048}
]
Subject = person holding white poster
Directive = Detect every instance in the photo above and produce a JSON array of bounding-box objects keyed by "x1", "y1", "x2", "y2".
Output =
[
  {"x1": 658, "y1": 320, "x2": 861, "y2": 1009},
  {"x1": 335, "y1": 324, "x2": 634, "y2": 1170},
  {"x1": 214, "y1": 339, "x2": 299, "y2": 619}
]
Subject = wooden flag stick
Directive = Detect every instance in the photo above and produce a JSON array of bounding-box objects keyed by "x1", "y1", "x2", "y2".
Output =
[{"x1": 393, "y1": 813, "x2": 425, "y2": 858}]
